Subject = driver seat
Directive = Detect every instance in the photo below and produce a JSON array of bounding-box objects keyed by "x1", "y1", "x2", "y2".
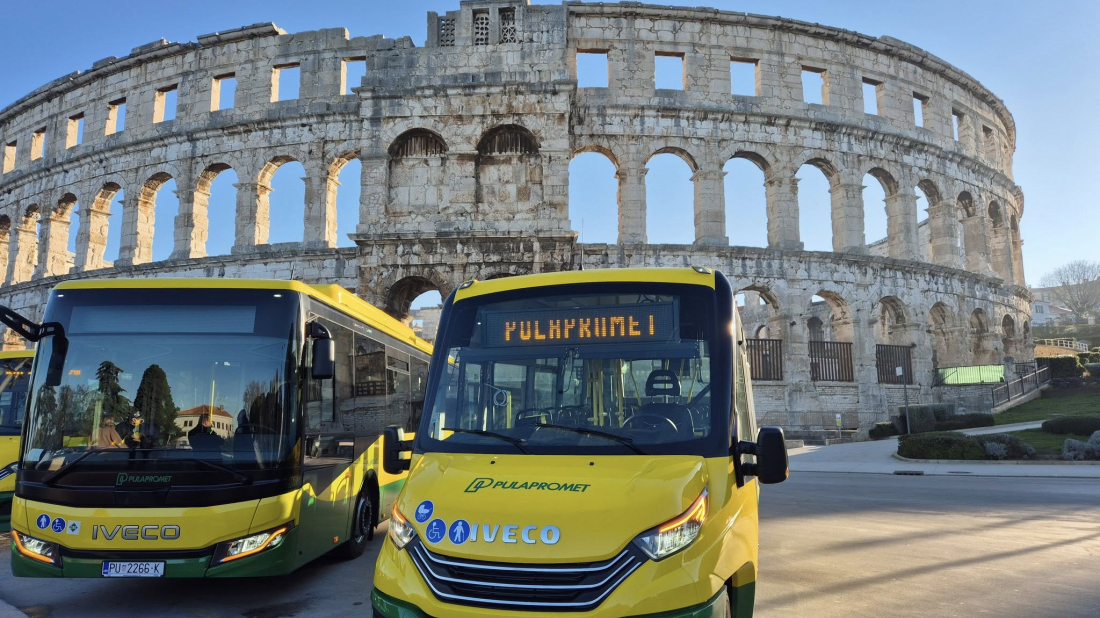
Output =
[{"x1": 638, "y1": 369, "x2": 694, "y2": 440}]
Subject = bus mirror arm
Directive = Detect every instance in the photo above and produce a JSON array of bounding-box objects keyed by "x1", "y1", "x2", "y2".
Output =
[
  {"x1": 383, "y1": 426, "x2": 413, "y2": 474},
  {"x1": 736, "y1": 426, "x2": 789, "y2": 485}
]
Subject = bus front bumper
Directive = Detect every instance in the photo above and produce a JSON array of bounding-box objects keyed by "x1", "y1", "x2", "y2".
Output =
[
  {"x1": 10, "y1": 526, "x2": 300, "y2": 578},
  {"x1": 371, "y1": 586, "x2": 737, "y2": 618}
]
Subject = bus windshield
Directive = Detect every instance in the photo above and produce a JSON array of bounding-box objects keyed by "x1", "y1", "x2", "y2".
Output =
[
  {"x1": 20, "y1": 288, "x2": 300, "y2": 479},
  {"x1": 0, "y1": 356, "x2": 31, "y2": 435},
  {"x1": 421, "y1": 288, "x2": 720, "y2": 456}
]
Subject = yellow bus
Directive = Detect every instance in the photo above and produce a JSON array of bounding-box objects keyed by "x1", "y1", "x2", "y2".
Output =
[
  {"x1": 1, "y1": 278, "x2": 431, "y2": 577},
  {"x1": 372, "y1": 267, "x2": 789, "y2": 618},
  {"x1": 0, "y1": 349, "x2": 34, "y2": 532}
]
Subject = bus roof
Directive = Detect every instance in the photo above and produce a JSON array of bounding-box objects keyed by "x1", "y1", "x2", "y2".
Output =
[
  {"x1": 52, "y1": 278, "x2": 432, "y2": 355},
  {"x1": 453, "y1": 267, "x2": 717, "y2": 303},
  {"x1": 0, "y1": 349, "x2": 34, "y2": 360}
]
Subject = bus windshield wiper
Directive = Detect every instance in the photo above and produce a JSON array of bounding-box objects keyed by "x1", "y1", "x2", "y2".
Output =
[
  {"x1": 41, "y1": 449, "x2": 104, "y2": 485},
  {"x1": 441, "y1": 428, "x2": 530, "y2": 454},
  {"x1": 532, "y1": 424, "x2": 647, "y2": 455},
  {"x1": 163, "y1": 457, "x2": 251, "y2": 485}
]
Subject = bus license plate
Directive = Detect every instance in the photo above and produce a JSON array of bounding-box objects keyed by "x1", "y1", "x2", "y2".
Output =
[{"x1": 102, "y1": 561, "x2": 165, "y2": 578}]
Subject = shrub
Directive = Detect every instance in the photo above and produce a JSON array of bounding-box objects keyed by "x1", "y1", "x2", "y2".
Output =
[
  {"x1": 1085, "y1": 363, "x2": 1100, "y2": 377},
  {"x1": 869, "y1": 422, "x2": 899, "y2": 440},
  {"x1": 897, "y1": 432, "x2": 985, "y2": 460},
  {"x1": 1062, "y1": 430, "x2": 1100, "y2": 461},
  {"x1": 934, "y1": 413, "x2": 995, "y2": 431},
  {"x1": 974, "y1": 433, "x2": 1036, "y2": 459},
  {"x1": 1048, "y1": 355, "x2": 1085, "y2": 379},
  {"x1": 1041, "y1": 416, "x2": 1100, "y2": 435}
]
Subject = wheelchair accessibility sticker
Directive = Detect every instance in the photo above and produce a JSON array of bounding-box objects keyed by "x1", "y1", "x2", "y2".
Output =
[{"x1": 425, "y1": 518, "x2": 447, "y2": 544}]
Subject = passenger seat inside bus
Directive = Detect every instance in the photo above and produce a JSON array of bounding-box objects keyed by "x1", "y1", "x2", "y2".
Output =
[{"x1": 637, "y1": 369, "x2": 694, "y2": 440}]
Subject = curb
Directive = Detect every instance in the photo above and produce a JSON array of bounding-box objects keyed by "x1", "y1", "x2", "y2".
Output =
[
  {"x1": 890, "y1": 453, "x2": 1100, "y2": 465},
  {"x1": 0, "y1": 599, "x2": 26, "y2": 618}
]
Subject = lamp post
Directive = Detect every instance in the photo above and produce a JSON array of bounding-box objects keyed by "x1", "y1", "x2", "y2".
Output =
[{"x1": 897, "y1": 366, "x2": 910, "y2": 434}]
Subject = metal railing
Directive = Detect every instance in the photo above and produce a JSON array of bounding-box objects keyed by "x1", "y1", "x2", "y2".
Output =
[
  {"x1": 991, "y1": 367, "x2": 1051, "y2": 406},
  {"x1": 1036, "y1": 338, "x2": 1090, "y2": 352},
  {"x1": 876, "y1": 344, "x2": 914, "y2": 384},
  {"x1": 933, "y1": 364, "x2": 1005, "y2": 386},
  {"x1": 809, "y1": 341, "x2": 854, "y2": 382},
  {"x1": 745, "y1": 338, "x2": 784, "y2": 381}
]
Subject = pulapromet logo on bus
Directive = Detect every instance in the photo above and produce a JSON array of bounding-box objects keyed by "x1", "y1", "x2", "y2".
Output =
[
  {"x1": 464, "y1": 477, "x2": 591, "y2": 493},
  {"x1": 116, "y1": 473, "x2": 173, "y2": 486}
]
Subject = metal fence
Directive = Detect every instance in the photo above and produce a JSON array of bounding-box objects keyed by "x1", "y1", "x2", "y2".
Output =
[
  {"x1": 933, "y1": 364, "x2": 1005, "y2": 386},
  {"x1": 876, "y1": 344, "x2": 914, "y2": 384},
  {"x1": 1014, "y1": 361, "x2": 1037, "y2": 376},
  {"x1": 1036, "y1": 338, "x2": 1090, "y2": 352},
  {"x1": 745, "y1": 338, "x2": 784, "y2": 381},
  {"x1": 991, "y1": 367, "x2": 1051, "y2": 406},
  {"x1": 809, "y1": 341, "x2": 854, "y2": 382}
]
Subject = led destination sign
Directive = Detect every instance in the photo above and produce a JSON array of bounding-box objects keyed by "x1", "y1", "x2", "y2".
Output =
[{"x1": 484, "y1": 302, "x2": 677, "y2": 347}]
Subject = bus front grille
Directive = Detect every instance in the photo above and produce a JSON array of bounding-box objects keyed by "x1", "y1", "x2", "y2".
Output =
[{"x1": 407, "y1": 538, "x2": 644, "y2": 612}]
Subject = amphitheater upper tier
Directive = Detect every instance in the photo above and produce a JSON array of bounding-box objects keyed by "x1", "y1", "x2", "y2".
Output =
[{"x1": 0, "y1": 1, "x2": 1032, "y2": 429}]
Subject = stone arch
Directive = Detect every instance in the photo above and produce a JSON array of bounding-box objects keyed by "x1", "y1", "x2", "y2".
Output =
[
  {"x1": 796, "y1": 156, "x2": 840, "y2": 252},
  {"x1": 384, "y1": 275, "x2": 445, "y2": 320},
  {"x1": 256, "y1": 155, "x2": 305, "y2": 245},
  {"x1": 916, "y1": 179, "x2": 941, "y2": 208},
  {"x1": 724, "y1": 152, "x2": 770, "y2": 248},
  {"x1": 569, "y1": 148, "x2": 619, "y2": 243},
  {"x1": 987, "y1": 200, "x2": 1004, "y2": 227},
  {"x1": 194, "y1": 163, "x2": 239, "y2": 256},
  {"x1": 646, "y1": 145, "x2": 701, "y2": 244},
  {"x1": 1009, "y1": 214, "x2": 1018, "y2": 233},
  {"x1": 957, "y1": 191, "x2": 976, "y2": 218},
  {"x1": 645, "y1": 146, "x2": 698, "y2": 173},
  {"x1": 475, "y1": 124, "x2": 542, "y2": 215},
  {"x1": 808, "y1": 290, "x2": 853, "y2": 341},
  {"x1": 7, "y1": 204, "x2": 40, "y2": 284},
  {"x1": 969, "y1": 308, "x2": 995, "y2": 364},
  {"x1": 35, "y1": 193, "x2": 78, "y2": 278},
  {"x1": 956, "y1": 190, "x2": 986, "y2": 273},
  {"x1": 863, "y1": 167, "x2": 899, "y2": 197},
  {"x1": 79, "y1": 181, "x2": 123, "y2": 270},
  {"x1": 807, "y1": 316, "x2": 825, "y2": 341},
  {"x1": 327, "y1": 150, "x2": 363, "y2": 249},
  {"x1": 928, "y1": 301, "x2": 955, "y2": 368},
  {"x1": 754, "y1": 324, "x2": 770, "y2": 338},
  {"x1": 388, "y1": 130, "x2": 447, "y2": 222},
  {"x1": 873, "y1": 295, "x2": 910, "y2": 345},
  {"x1": 120, "y1": 172, "x2": 174, "y2": 265},
  {"x1": 572, "y1": 143, "x2": 621, "y2": 169},
  {"x1": 1001, "y1": 314, "x2": 1018, "y2": 358},
  {"x1": 735, "y1": 284, "x2": 783, "y2": 341}
]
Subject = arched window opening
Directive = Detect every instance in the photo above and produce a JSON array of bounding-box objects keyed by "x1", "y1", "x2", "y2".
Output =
[
  {"x1": 956, "y1": 191, "x2": 975, "y2": 266},
  {"x1": 737, "y1": 287, "x2": 782, "y2": 381},
  {"x1": 1010, "y1": 214, "x2": 1019, "y2": 234},
  {"x1": 478, "y1": 125, "x2": 538, "y2": 156},
  {"x1": 386, "y1": 276, "x2": 442, "y2": 323},
  {"x1": 335, "y1": 157, "x2": 361, "y2": 248},
  {"x1": 724, "y1": 157, "x2": 767, "y2": 247},
  {"x1": 970, "y1": 308, "x2": 994, "y2": 364},
  {"x1": 390, "y1": 130, "x2": 447, "y2": 159},
  {"x1": 645, "y1": 152, "x2": 695, "y2": 244},
  {"x1": 202, "y1": 166, "x2": 239, "y2": 256},
  {"x1": 61, "y1": 196, "x2": 80, "y2": 257},
  {"x1": 388, "y1": 131, "x2": 448, "y2": 223},
  {"x1": 264, "y1": 159, "x2": 306, "y2": 245},
  {"x1": 1002, "y1": 314, "x2": 1018, "y2": 358},
  {"x1": 569, "y1": 151, "x2": 618, "y2": 244},
  {"x1": 988, "y1": 201, "x2": 1003, "y2": 228},
  {"x1": 88, "y1": 183, "x2": 124, "y2": 267},
  {"x1": 408, "y1": 289, "x2": 443, "y2": 343},
  {"x1": 807, "y1": 316, "x2": 825, "y2": 341},
  {"x1": 863, "y1": 169, "x2": 897, "y2": 256},
  {"x1": 928, "y1": 303, "x2": 954, "y2": 369},
  {"x1": 915, "y1": 180, "x2": 940, "y2": 263},
  {"x1": 796, "y1": 164, "x2": 833, "y2": 252},
  {"x1": 151, "y1": 178, "x2": 179, "y2": 262},
  {"x1": 873, "y1": 296, "x2": 910, "y2": 346},
  {"x1": 808, "y1": 291, "x2": 855, "y2": 382}
]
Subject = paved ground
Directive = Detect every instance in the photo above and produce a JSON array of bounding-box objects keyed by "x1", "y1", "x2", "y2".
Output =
[{"x1": 0, "y1": 472, "x2": 1097, "y2": 617}]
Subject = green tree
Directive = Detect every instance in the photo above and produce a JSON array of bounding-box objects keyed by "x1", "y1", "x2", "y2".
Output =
[
  {"x1": 134, "y1": 364, "x2": 179, "y2": 445},
  {"x1": 95, "y1": 360, "x2": 131, "y2": 420}
]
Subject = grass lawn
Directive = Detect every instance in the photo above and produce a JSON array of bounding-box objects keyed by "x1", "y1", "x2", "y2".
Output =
[
  {"x1": 994, "y1": 392, "x2": 1100, "y2": 425},
  {"x1": 1005, "y1": 428, "x2": 1091, "y2": 457}
]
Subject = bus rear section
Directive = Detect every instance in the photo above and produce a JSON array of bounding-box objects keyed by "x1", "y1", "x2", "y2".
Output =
[
  {"x1": 3, "y1": 279, "x2": 429, "y2": 577},
  {"x1": 0, "y1": 350, "x2": 33, "y2": 532},
  {"x1": 373, "y1": 267, "x2": 788, "y2": 618}
]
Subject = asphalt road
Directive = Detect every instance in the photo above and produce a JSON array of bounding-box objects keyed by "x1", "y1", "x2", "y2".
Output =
[{"x1": 0, "y1": 473, "x2": 1097, "y2": 618}]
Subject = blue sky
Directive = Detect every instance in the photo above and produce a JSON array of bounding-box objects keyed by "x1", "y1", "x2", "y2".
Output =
[{"x1": 1, "y1": 0, "x2": 1095, "y2": 309}]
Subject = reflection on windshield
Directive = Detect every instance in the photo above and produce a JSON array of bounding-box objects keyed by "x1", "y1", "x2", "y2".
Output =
[
  {"x1": 21, "y1": 291, "x2": 299, "y2": 475},
  {"x1": 423, "y1": 292, "x2": 714, "y2": 455}
]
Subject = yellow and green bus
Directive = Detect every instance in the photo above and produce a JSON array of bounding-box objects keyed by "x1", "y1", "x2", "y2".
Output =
[
  {"x1": 1, "y1": 278, "x2": 431, "y2": 577},
  {"x1": 0, "y1": 349, "x2": 34, "y2": 532},
  {"x1": 373, "y1": 267, "x2": 789, "y2": 618}
]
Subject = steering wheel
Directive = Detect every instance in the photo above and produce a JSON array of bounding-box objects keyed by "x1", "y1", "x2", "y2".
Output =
[{"x1": 623, "y1": 414, "x2": 677, "y2": 433}]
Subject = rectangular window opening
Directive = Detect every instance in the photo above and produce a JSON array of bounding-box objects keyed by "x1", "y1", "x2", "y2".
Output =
[
  {"x1": 2, "y1": 142, "x2": 15, "y2": 174},
  {"x1": 862, "y1": 78, "x2": 881, "y2": 115},
  {"x1": 801, "y1": 68, "x2": 825, "y2": 105},
  {"x1": 730, "y1": 59, "x2": 757, "y2": 96},
  {"x1": 154, "y1": 85, "x2": 178, "y2": 123},
  {"x1": 31, "y1": 127, "x2": 47, "y2": 161},
  {"x1": 913, "y1": 93, "x2": 927, "y2": 127},
  {"x1": 576, "y1": 51, "x2": 609, "y2": 88},
  {"x1": 212, "y1": 74, "x2": 237, "y2": 111},
  {"x1": 106, "y1": 98, "x2": 127, "y2": 135},
  {"x1": 273, "y1": 64, "x2": 301, "y2": 102},
  {"x1": 654, "y1": 53, "x2": 684, "y2": 90},
  {"x1": 982, "y1": 125, "x2": 996, "y2": 159},
  {"x1": 473, "y1": 11, "x2": 490, "y2": 46},
  {"x1": 342, "y1": 57, "x2": 367, "y2": 95},
  {"x1": 66, "y1": 113, "x2": 84, "y2": 148},
  {"x1": 499, "y1": 8, "x2": 517, "y2": 44},
  {"x1": 951, "y1": 110, "x2": 963, "y2": 141}
]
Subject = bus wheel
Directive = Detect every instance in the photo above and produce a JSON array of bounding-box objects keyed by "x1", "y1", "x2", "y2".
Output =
[{"x1": 338, "y1": 491, "x2": 373, "y2": 559}]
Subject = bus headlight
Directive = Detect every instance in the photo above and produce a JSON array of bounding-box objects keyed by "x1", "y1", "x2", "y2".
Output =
[
  {"x1": 212, "y1": 524, "x2": 290, "y2": 564},
  {"x1": 388, "y1": 507, "x2": 416, "y2": 549},
  {"x1": 13, "y1": 531, "x2": 60, "y2": 565},
  {"x1": 633, "y1": 489, "x2": 708, "y2": 561}
]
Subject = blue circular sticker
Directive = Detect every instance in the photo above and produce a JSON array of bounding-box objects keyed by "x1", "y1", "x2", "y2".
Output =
[
  {"x1": 36, "y1": 514, "x2": 50, "y2": 530},
  {"x1": 448, "y1": 519, "x2": 471, "y2": 545},
  {"x1": 425, "y1": 518, "x2": 447, "y2": 544},
  {"x1": 51, "y1": 517, "x2": 66, "y2": 534},
  {"x1": 414, "y1": 500, "x2": 434, "y2": 524}
]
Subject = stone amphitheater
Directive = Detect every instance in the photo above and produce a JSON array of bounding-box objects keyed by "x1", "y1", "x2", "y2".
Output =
[{"x1": 0, "y1": 0, "x2": 1033, "y2": 433}]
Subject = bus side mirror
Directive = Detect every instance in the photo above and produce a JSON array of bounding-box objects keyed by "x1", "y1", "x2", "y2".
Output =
[
  {"x1": 45, "y1": 335, "x2": 68, "y2": 387},
  {"x1": 738, "y1": 426, "x2": 789, "y2": 484},
  {"x1": 311, "y1": 339, "x2": 335, "y2": 380},
  {"x1": 383, "y1": 425, "x2": 412, "y2": 474}
]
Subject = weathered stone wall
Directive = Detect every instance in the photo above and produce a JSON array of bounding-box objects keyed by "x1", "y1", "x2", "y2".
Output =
[{"x1": 0, "y1": 0, "x2": 1033, "y2": 430}]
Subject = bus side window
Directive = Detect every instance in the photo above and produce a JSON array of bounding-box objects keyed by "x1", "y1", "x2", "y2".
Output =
[
  {"x1": 410, "y1": 357, "x2": 428, "y2": 430},
  {"x1": 305, "y1": 322, "x2": 336, "y2": 430},
  {"x1": 387, "y1": 349, "x2": 412, "y2": 430},
  {"x1": 331, "y1": 323, "x2": 354, "y2": 424},
  {"x1": 734, "y1": 341, "x2": 752, "y2": 441},
  {"x1": 354, "y1": 334, "x2": 387, "y2": 434}
]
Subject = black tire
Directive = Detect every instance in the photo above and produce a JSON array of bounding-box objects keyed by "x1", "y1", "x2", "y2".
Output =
[{"x1": 337, "y1": 490, "x2": 374, "y2": 559}]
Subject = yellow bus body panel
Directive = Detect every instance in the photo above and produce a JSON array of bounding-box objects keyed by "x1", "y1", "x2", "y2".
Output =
[{"x1": 454, "y1": 267, "x2": 716, "y2": 303}]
